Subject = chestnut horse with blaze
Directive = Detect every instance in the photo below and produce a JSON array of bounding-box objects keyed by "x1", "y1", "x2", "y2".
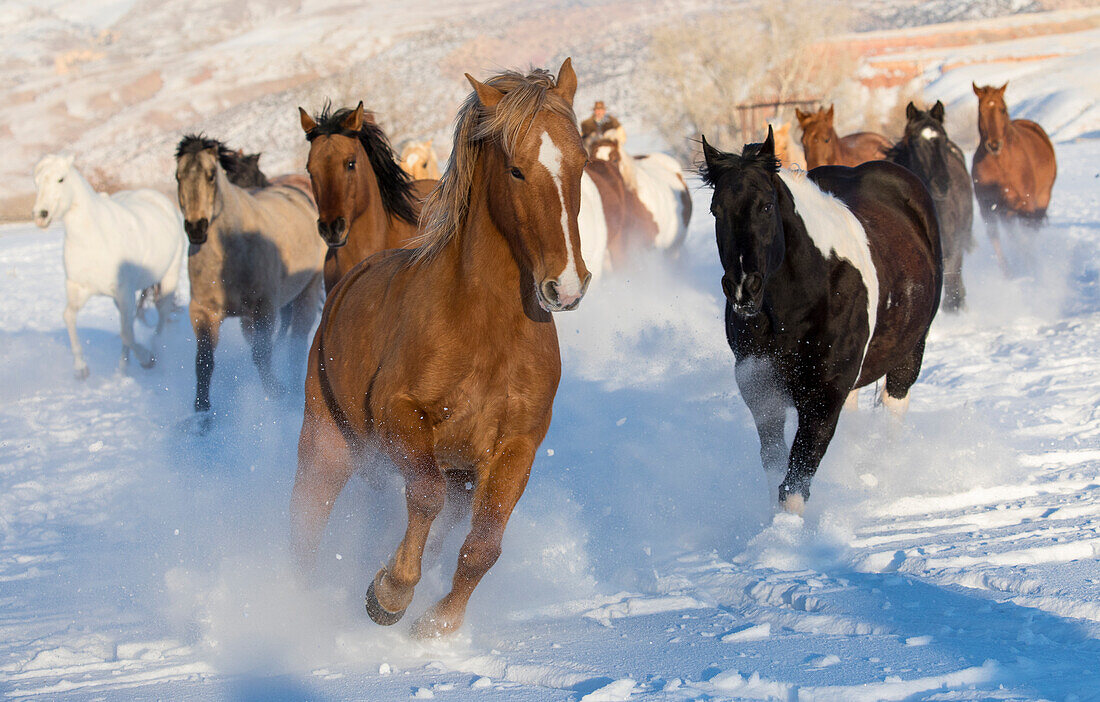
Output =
[
  {"x1": 291, "y1": 60, "x2": 591, "y2": 637},
  {"x1": 971, "y1": 82, "x2": 1056, "y2": 273},
  {"x1": 299, "y1": 102, "x2": 436, "y2": 292},
  {"x1": 795, "y1": 105, "x2": 891, "y2": 169}
]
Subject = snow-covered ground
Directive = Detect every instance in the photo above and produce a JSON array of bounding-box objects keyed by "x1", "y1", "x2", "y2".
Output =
[{"x1": 2, "y1": 125, "x2": 1100, "y2": 697}]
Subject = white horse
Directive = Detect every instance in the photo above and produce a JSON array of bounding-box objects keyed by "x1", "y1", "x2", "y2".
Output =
[
  {"x1": 578, "y1": 171, "x2": 609, "y2": 282},
  {"x1": 592, "y1": 139, "x2": 692, "y2": 251},
  {"x1": 33, "y1": 154, "x2": 186, "y2": 378}
]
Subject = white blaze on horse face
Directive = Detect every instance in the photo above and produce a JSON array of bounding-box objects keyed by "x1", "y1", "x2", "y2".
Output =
[
  {"x1": 594, "y1": 145, "x2": 612, "y2": 161},
  {"x1": 920, "y1": 127, "x2": 939, "y2": 141},
  {"x1": 778, "y1": 171, "x2": 880, "y2": 374},
  {"x1": 538, "y1": 130, "x2": 584, "y2": 300}
]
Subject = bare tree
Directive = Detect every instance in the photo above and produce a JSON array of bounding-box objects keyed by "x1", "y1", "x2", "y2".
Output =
[{"x1": 643, "y1": 0, "x2": 855, "y2": 160}]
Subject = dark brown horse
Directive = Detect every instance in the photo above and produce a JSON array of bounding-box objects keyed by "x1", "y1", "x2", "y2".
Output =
[
  {"x1": 299, "y1": 102, "x2": 436, "y2": 292},
  {"x1": 291, "y1": 60, "x2": 590, "y2": 637},
  {"x1": 971, "y1": 82, "x2": 1057, "y2": 274},
  {"x1": 795, "y1": 105, "x2": 891, "y2": 169}
]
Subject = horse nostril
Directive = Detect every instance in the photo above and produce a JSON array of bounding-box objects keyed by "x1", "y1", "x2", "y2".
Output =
[
  {"x1": 743, "y1": 273, "x2": 763, "y2": 299},
  {"x1": 541, "y1": 279, "x2": 560, "y2": 305},
  {"x1": 333, "y1": 217, "x2": 346, "y2": 235},
  {"x1": 38, "y1": 210, "x2": 48, "y2": 219},
  {"x1": 721, "y1": 274, "x2": 735, "y2": 299}
]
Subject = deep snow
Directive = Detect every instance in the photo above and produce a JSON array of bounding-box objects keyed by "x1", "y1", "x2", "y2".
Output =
[{"x1": 2, "y1": 133, "x2": 1100, "y2": 699}]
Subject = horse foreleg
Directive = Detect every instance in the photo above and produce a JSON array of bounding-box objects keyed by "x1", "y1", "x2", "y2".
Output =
[
  {"x1": 116, "y1": 292, "x2": 155, "y2": 369},
  {"x1": 736, "y1": 359, "x2": 788, "y2": 474},
  {"x1": 780, "y1": 387, "x2": 846, "y2": 515},
  {"x1": 290, "y1": 384, "x2": 357, "y2": 575},
  {"x1": 983, "y1": 210, "x2": 1010, "y2": 278},
  {"x1": 366, "y1": 401, "x2": 445, "y2": 626},
  {"x1": 942, "y1": 245, "x2": 966, "y2": 313},
  {"x1": 63, "y1": 280, "x2": 93, "y2": 380},
  {"x1": 412, "y1": 438, "x2": 536, "y2": 638},
  {"x1": 191, "y1": 304, "x2": 224, "y2": 413}
]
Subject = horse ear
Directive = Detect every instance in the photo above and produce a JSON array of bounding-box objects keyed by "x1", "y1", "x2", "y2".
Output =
[
  {"x1": 794, "y1": 108, "x2": 809, "y2": 125},
  {"x1": 299, "y1": 107, "x2": 317, "y2": 134},
  {"x1": 554, "y1": 57, "x2": 578, "y2": 106},
  {"x1": 761, "y1": 125, "x2": 776, "y2": 156},
  {"x1": 701, "y1": 135, "x2": 723, "y2": 171},
  {"x1": 997, "y1": 82, "x2": 1008, "y2": 95},
  {"x1": 931, "y1": 100, "x2": 945, "y2": 123},
  {"x1": 466, "y1": 73, "x2": 504, "y2": 108},
  {"x1": 341, "y1": 101, "x2": 365, "y2": 132},
  {"x1": 825, "y1": 104, "x2": 834, "y2": 121},
  {"x1": 905, "y1": 102, "x2": 918, "y2": 121},
  {"x1": 63, "y1": 154, "x2": 75, "y2": 169}
]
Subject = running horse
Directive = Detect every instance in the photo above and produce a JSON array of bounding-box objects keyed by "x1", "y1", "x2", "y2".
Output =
[
  {"x1": 291, "y1": 60, "x2": 591, "y2": 637},
  {"x1": 397, "y1": 138, "x2": 442, "y2": 181},
  {"x1": 299, "y1": 102, "x2": 436, "y2": 292},
  {"x1": 795, "y1": 105, "x2": 891, "y2": 169},
  {"x1": 700, "y1": 127, "x2": 941, "y2": 513},
  {"x1": 888, "y1": 101, "x2": 973, "y2": 311},
  {"x1": 175, "y1": 135, "x2": 325, "y2": 420},
  {"x1": 971, "y1": 82, "x2": 1057, "y2": 274}
]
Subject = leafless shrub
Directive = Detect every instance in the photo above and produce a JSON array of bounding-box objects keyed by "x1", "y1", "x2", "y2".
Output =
[{"x1": 642, "y1": 0, "x2": 856, "y2": 160}]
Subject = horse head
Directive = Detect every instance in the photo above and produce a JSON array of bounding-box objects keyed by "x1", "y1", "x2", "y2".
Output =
[
  {"x1": 32, "y1": 154, "x2": 77, "y2": 228},
  {"x1": 300, "y1": 102, "x2": 377, "y2": 248},
  {"x1": 175, "y1": 135, "x2": 233, "y2": 246},
  {"x1": 795, "y1": 105, "x2": 837, "y2": 169},
  {"x1": 398, "y1": 139, "x2": 437, "y2": 180},
  {"x1": 700, "y1": 126, "x2": 786, "y2": 318},
  {"x1": 974, "y1": 82, "x2": 1009, "y2": 154},
  {"x1": 900, "y1": 101, "x2": 953, "y2": 198},
  {"x1": 470, "y1": 59, "x2": 591, "y2": 311}
]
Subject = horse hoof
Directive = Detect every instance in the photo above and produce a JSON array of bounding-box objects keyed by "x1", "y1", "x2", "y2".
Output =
[
  {"x1": 781, "y1": 493, "x2": 806, "y2": 516},
  {"x1": 411, "y1": 610, "x2": 460, "y2": 639},
  {"x1": 74, "y1": 366, "x2": 90, "y2": 381},
  {"x1": 365, "y1": 578, "x2": 406, "y2": 626},
  {"x1": 140, "y1": 355, "x2": 156, "y2": 370}
]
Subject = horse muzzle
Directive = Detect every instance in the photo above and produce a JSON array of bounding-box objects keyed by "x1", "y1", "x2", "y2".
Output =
[
  {"x1": 184, "y1": 218, "x2": 209, "y2": 245},
  {"x1": 33, "y1": 209, "x2": 51, "y2": 228},
  {"x1": 722, "y1": 272, "x2": 763, "y2": 318},
  {"x1": 317, "y1": 217, "x2": 348, "y2": 248},
  {"x1": 536, "y1": 273, "x2": 592, "y2": 312}
]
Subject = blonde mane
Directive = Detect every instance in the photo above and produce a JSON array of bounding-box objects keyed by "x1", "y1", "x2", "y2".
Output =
[{"x1": 412, "y1": 68, "x2": 577, "y2": 261}]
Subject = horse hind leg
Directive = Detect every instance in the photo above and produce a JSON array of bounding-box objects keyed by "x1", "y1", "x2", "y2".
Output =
[
  {"x1": 412, "y1": 438, "x2": 536, "y2": 638},
  {"x1": 942, "y1": 246, "x2": 966, "y2": 313},
  {"x1": 246, "y1": 302, "x2": 287, "y2": 399},
  {"x1": 880, "y1": 337, "x2": 926, "y2": 423},
  {"x1": 366, "y1": 400, "x2": 446, "y2": 627},
  {"x1": 116, "y1": 291, "x2": 155, "y2": 369}
]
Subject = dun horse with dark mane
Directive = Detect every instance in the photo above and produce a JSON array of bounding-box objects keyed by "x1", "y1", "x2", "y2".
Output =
[
  {"x1": 291, "y1": 60, "x2": 590, "y2": 637},
  {"x1": 299, "y1": 102, "x2": 436, "y2": 292},
  {"x1": 971, "y1": 82, "x2": 1056, "y2": 273},
  {"x1": 701, "y1": 127, "x2": 941, "y2": 512}
]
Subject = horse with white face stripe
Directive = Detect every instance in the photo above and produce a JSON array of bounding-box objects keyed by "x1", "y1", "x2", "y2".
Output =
[
  {"x1": 292, "y1": 60, "x2": 589, "y2": 638},
  {"x1": 701, "y1": 127, "x2": 942, "y2": 512}
]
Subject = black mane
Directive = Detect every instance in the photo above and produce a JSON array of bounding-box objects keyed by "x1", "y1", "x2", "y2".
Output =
[
  {"x1": 699, "y1": 139, "x2": 780, "y2": 187},
  {"x1": 175, "y1": 134, "x2": 271, "y2": 188},
  {"x1": 303, "y1": 103, "x2": 419, "y2": 225}
]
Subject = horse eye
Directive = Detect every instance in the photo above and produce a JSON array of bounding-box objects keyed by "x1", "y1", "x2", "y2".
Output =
[
  {"x1": 58, "y1": 177, "x2": 64, "y2": 183},
  {"x1": 762, "y1": 203, "x2": 773, "y2": 214},
  {"x1": 510, "y1": 167, "x2": 525, "y2": 180},
  {"x1": 347, "y1": 160, "x2": 356, "y2": 170}
]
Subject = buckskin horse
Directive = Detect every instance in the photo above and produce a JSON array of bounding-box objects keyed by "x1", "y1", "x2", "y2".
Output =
[
  {"x1": 291, "y1": 60, "x2": 590, "y2": 637},
  {"x1": 700, "y1": 127, "x2": 941, "y2": 513}
]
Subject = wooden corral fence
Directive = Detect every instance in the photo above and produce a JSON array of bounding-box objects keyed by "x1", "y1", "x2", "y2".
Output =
[{"x1": 734, "y1": 98, "x2": 821, "y2": 143}]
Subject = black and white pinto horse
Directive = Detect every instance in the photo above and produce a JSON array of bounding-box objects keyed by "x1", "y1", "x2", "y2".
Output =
[
  {"x1": 888, "y1": 101, "x2": 973, "y2": 311},
  {"x1": 700, "y1": 127, "x2": 942, "y2": 513}
]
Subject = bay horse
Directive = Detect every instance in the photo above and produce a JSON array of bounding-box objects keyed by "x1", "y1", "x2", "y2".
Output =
[
  {"x1": 971, "y1": 82, "x2": 1057, "y2": 274},
  {"x1": 590, "y1": 137, "x2": 691, "y2": 252},
  {"x1": 700, "y1": 126, "x2": 942, "y2": 513},
  {"x1": 33, "y1": 154, "x2": 185, "y2": 378},
  {"x1": 795, "y1": 105, "x2": 891, "y2": 169},
  {"x1": 175, "y1": 135, "x2": 326, "y2": 418},
  {"x1": 291, "y1": 60, "x2": 590, "y2": 637},
  {"x1": 888, "y1": 101, "x2": 974, "y2": 311},
  {"x1": 397, "y1": 138, "x2": 442, "y2": 180},
  {"x1": 300, "y1": 102, "x2": 436, "y2": 292}
]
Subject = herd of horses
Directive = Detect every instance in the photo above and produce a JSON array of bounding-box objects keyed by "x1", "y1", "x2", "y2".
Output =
[{"x1": 30, "y1": 57, "x2": 1057, "y2": 636}]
